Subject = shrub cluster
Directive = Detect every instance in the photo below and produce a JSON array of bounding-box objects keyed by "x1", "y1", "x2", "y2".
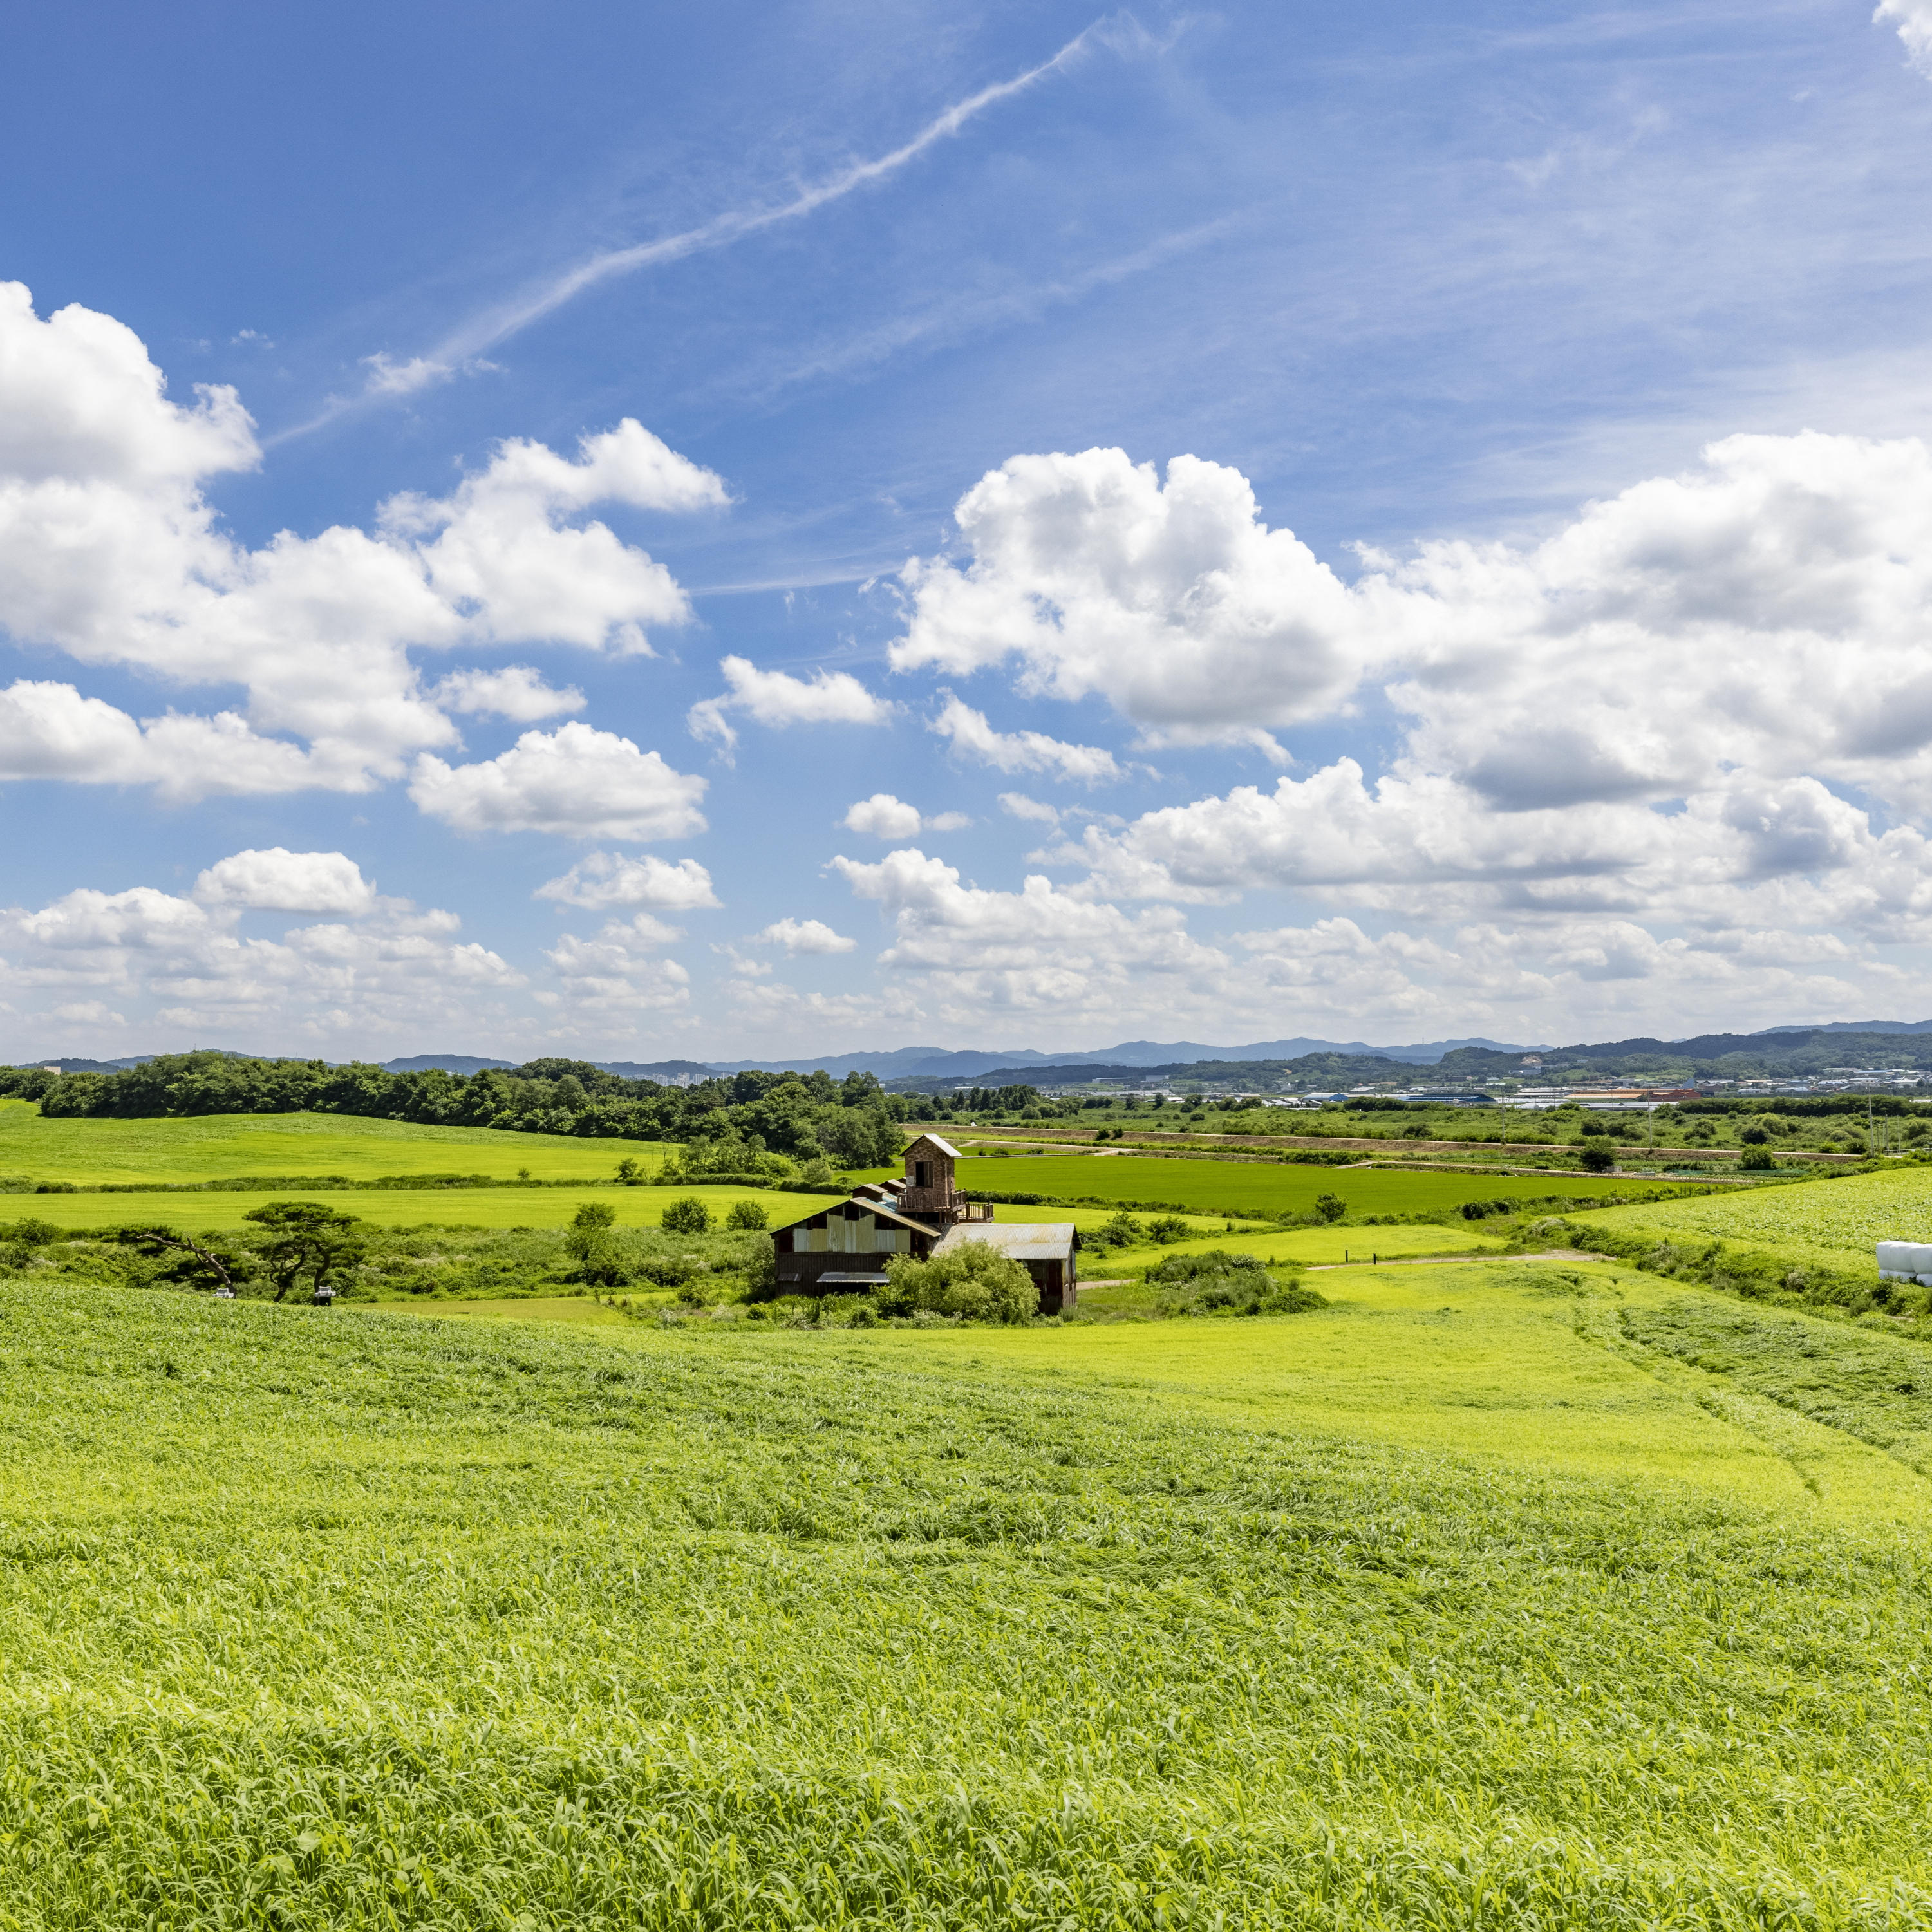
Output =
[
  {"x1": 1143, "y1": 1249, "x2": 1328, "y2": 1318},
  {"x1": 0, "y1": 1209, "x2": 781, "y2": 1306},
  {"x1": 878, "y1": 1243, "x2": 1038, "y2": 1324},
  {"x1": 1079, "y1": 1211, "x2": 1197, "y2": 1257}
]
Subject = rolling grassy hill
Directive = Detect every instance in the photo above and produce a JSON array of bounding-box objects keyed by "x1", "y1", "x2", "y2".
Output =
[
  {"x1": 3, "y1": 1264, "x2": 1931, "y2": 1924},
  {"x1": 1574, "y1": 1162, "x2": 1932, "y2": 1272},
  {"x1": 0, "y1": 1099, "x2": 672, "y2": 1186}
]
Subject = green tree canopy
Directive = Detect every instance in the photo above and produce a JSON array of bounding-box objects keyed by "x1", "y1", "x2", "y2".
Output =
[{"x1": 241, "y1": 1201, "x2": 366, "y2": 1301}]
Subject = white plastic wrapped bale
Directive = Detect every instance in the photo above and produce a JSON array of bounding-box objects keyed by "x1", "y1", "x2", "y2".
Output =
[{"x1": 1875, "y1": 1240, "x2": 1932, "y2": 1283}]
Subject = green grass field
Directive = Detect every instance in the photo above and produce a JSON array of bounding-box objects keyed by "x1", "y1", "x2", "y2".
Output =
[
  {"x1": 5, "y1": 1183, "x2": 836, "y2": 1234},
  {"x1": 939, "y1": 1150, "x2": 1669, "y2": 1216},
  {"x1": 0, "y1": 1099, "x2": 671, "y2": 1185},
  {"x1": 6, "y1": 1187, "x2": 1243, "y2": 1239},
  {"x1": 374, "y1": 1293, "x2": 633, "y2": 1326},
  {"x1": 1574, "y1": 1164, "x2": 1927, "y2": 1270},
  {"x1": 1097, "y1": 1220, "x2": 1513, "y2": 1270},
  {"x1": 6, "y1": 1264, "x2": 1932, "y2": 1924}
]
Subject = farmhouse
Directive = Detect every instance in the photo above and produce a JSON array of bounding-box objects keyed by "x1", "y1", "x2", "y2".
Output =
[{"x1": 771, "y1": 1131, "x2": 1078, "y2": 1313}]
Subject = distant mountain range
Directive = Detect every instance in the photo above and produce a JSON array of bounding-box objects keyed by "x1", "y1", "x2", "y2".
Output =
[
  {"x1": 21, "y1": 1020, "x2": 1932, "y2": 1083},
  {"x1": 17, "y1": 1038, "x2": 1543, "y2": 1080},
  {"x1": 699, "y1": 1036, "x2": 1540, "y2": 1078}
]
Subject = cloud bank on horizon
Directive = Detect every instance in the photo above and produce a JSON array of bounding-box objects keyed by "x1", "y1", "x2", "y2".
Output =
[{"x1": 6, "y1": 1, "x2": 1932, "y2": 1059}]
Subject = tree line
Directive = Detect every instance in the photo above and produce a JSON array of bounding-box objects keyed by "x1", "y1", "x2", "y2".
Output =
[{"x1": 0, "y1": 1052, "x2": 1049, "y2": 1169}]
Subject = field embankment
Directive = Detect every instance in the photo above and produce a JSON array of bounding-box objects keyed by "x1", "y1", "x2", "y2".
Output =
[{"x1": 5, "y1": 1264, "x2": 1932, "y2": 1924}]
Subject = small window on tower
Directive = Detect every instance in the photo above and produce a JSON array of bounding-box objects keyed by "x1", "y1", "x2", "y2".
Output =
[{"x1": 914, "y1": 1160, "x2": 932, "y2": 1188}]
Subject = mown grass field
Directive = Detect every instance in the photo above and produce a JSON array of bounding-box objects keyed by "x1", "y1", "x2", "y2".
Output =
[
  {"x1": 1107, "y1": 1221, "x2": 1513, "y2": 1268},
  {"x1": 1574, "y1": 1163, "x2": 1929, "y2": 1270},
  {"x1": 0, "y1": 1100, "x2": 672, "y2": 1185},
  {"x1": 936, "y1": 1151, "x2": 1671, "y2": 1217},
  {"x1": 6, "y1": 1264, "x2": 1932, "y2": 1926}
]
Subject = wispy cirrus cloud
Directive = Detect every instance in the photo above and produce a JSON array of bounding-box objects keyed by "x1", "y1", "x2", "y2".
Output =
[{"x1": 283, "y1": 17, "x2": 1141, "y2": 439}]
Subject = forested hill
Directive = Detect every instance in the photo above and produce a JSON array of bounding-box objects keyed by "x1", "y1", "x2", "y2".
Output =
[
  {"x1": 895, "y1": 1029, "x2": 1932, "y2": 1092},
  {"x1": 0, "y1": 1052, "x2": 995, "y2": 1171},
  {"x1": 1436, "y1": 1029, "x2": 1932, "y2": 1078}
]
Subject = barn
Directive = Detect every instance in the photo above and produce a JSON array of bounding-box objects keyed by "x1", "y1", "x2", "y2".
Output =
[
  {"x1": 933, "y1": 1220, "x2": 1079, "y2": 1316},
  {"x1": 769, "y1": 1194, "x2": 939, "y2": 1294},
  {"x1": 769, "y1": 1130, "x2": 1078, "y2": 1313}
]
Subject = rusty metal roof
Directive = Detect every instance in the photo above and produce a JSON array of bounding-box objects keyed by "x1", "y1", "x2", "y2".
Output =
[{"x1": 933, "y1": 1222, "x2": 1076, "y2": 1262}]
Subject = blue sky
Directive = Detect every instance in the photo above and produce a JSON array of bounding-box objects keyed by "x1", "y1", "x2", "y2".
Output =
[{"x1": 6, "y1": 0, "x2": 1932, "y2": 1060}]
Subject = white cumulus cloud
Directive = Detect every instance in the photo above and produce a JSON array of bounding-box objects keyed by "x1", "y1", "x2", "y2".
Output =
[
  {"x1": 192, "y1": 849, "x2": 376, "y2": 915},
  {"x1": 756, "y1": 917, "x2": 858, "y2": 955},
  {"x1": 830, "y1": 846, "x2": 1225, "y2": 1023},
  {"x1": 433, "y1": 666, "x2": 586, "y2": 721},
  {"x1": 0, "y1": 875, "x2": 522, "y2": 1049},
  {"x1": 896, "y1": 450, "x2": 1360, "y2": 755},
  {"x1": 999, "y1": 792, "x2": 1061, "y2": 824},
  {"x1": 409, "y1": 722, "x2": 708, "y2": 841},
  {"x1": 540, "y1": 914, "x2": 693, "y2": 1017},
  {"x1": 688, "y1": 655, "x2": 894, "y2": 751},
  {"x1": 532, "y1": 852, "x2": 720, "y2": 912},
  {"x1": 1877, "y1": 0, "x2": 1932, "y2": 75},
  {"x1": 0, "y1": 283, "x2": 725, "y2": 800},
  {"x1": 928, "y1": 697, "x2": 1122, "y2": 783},
  {"x1": 841, "y1": 792, "x2": 971, "y2": 838}
]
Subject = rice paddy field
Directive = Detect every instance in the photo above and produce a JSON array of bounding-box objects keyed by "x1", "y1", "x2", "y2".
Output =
[
  {"x1": 1574, "y1": 1163, "x2": 1932, "y2": 1271},
  {"x1": 938, "y1": 1150, "x2": 1674, "y2": 1217},
  {"x1": 7, "y1": 1259, "x2": 1932, "y2": 1926}
]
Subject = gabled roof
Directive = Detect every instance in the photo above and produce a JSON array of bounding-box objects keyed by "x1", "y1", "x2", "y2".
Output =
[
  {"x1": 771, "y1": 1194, "x2": 935, "y2": 1239},
  {"x1": 906, "y1": 1132, "x2": 961, "y2": 1159}
]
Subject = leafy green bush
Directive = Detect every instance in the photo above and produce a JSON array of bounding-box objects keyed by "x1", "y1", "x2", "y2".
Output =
[
  {"x1": 1580, "y1": 1144, "x2": 1616, "y2": 1172},
  {"x1": 1145, "y1": 1250, "x2": 1326, "y2": 1317},
  {"x1": 661, "y1": 1196, "x2": 712, "y2": 1235},
  {"x1": 1082, "y1": 1210, "x2": 1146, "y2": 1253},
  {"x1": 1145, "y1": 1215, "x2": 1192, "y2": 1244},
  {"x1": 563, "y1": 1199, "x2": 628, "y2": 1285},
  {"x1": 1314, "y1": 1192, "x2": 1347, "y2": 1223},
  {"x1": 633, "y1": 1253, "x2": 697, "y2": 1288},
  {"x1": 725, "y1": 1198, "x2": 769, "y2": 1230},
  {"x1": 879, "y1": 1242, "x2": 1036, "y2": 1323}
]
